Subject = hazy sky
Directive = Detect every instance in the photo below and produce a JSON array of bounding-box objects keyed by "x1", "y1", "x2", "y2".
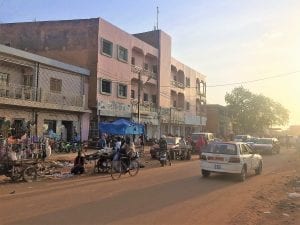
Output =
[{"x1": 1, "y1": 0, "x2": 299, "y2": 126}]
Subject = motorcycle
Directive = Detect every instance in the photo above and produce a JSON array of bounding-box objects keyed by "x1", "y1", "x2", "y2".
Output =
[
  {"x1": 71, "y1": 142, "x2": 82, "y2": 153},
  {"x1": 94, "y1": 153, "x2": 113, "y2": 173},
  {"x1": 158, "y1": 149, "x2": 171, "y2": 167},
  {"x1": 54, "y1": 141, "x2": 72, "y2": 153}
]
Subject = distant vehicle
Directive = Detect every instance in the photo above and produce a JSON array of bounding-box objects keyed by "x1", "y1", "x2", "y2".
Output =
[
  {"x1": 200, "y1": 142, "x2": 263, "y2": 181},
  {"x1": 191, "y1": 132, "x2": 215, "y2": 143},
  {"x1": 190, "y1": 132, "x2": 215, "y2": 152},
  {"x1": 150, "y1": 137, "x2": 191, "y2": 160},
  {"x1": 233, "y1": 135, "x2": 252, "y2": 142},
  {"x1": 246, "y1": 137, "x2": 258, "y2": 147},
  {"x1": 252, "y1": 138, "x2": 280, "y2": 154}
]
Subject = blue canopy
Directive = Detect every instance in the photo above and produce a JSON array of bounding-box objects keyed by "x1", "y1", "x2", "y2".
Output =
[{"x1": 99, "y1": 119, "x2": 144, "y2": 135}]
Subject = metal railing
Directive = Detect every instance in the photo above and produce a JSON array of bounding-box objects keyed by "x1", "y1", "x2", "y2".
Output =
[
  {"x1": 0, "y1": 83, "x2": 84, "y2": 108},
  {"x1": 131, "y1": 65, "x2": 157, "y2": 80},
  {"x1": 131, "y1": 102, "x2": 157, "y2": 114},
  {"x1": 0, "y1": 83, "x2": 37, "y2": 101},
  {"x1": 171, "y1": 80, "x2": 185, "y2": 89}
]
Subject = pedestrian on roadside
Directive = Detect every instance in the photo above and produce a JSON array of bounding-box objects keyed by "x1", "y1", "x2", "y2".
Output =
[{"x1": 71, "y1": 151, "x2": 85, "y2": 175}]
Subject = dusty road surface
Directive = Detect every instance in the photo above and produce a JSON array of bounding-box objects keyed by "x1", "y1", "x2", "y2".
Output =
[{"x1": 0, "y1": 148, "x2": 299, "y2": 225}]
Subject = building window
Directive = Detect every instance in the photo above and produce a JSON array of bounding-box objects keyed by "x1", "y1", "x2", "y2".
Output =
[
  {"x1": 101, "y1": 38, "x2": 113, "y2": 57},
  {"x1": 131, "y1": 90, "x2": 135, "y2": 99},
  {"x1": 0, "y1": 72, "x2": 9, "y2": 85},
  {"x1": 144, "y1": 63, "x2": 149, "y2": 71},
  {"x1": 186, "y1": 102, "x2": 190, "y2": 110},
  {"x1": 118, "y1": 84, "x2": 127, "y2": 98},
  {"x1": 143, "y1": 93, "x2": 148, "y2": 101},
  {"x1": 173, "y1": 100, "x2": 177, "y2": 107},
  {"x1": 24, "y1": 75, "x2": 33, "y2": 87},
  {"x1": 185, "y1": 77, "x2": 190, "y2": 87},
  {"x1": 117, "y1": 45, "x2": 128, "y2": 62},
  {"x1": 131, "y1": 57, "x2": 135, "y2": 65},
  {"x1": 152, "y1": 65, "x2": 157, "y2": 74},
  {"x1": 50, "y1": 78, "x2": 62, "y2": 93},
  {"x1": 151, "y1": 95, "x2": 157, "y2": 104},
  {"x1": 100, "y1": 79, "x2": 112, "y2": 94}
]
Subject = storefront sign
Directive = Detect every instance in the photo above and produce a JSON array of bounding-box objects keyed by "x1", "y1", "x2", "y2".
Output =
[{"x1": 98, "y1": 100, "x2": 131, "y2": 117}]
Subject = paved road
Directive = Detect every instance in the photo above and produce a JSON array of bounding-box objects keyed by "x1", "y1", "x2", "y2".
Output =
[{"x1": 0, "y1": 148, "x2": 297, "y2": 225}]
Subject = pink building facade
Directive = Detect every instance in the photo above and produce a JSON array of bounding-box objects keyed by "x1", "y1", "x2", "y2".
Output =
[{"x1": 0, "y1": 18, "x2": 207, "y2": 139}]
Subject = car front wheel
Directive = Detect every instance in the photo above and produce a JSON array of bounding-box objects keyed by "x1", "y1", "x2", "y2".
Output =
[
  {"x1": 239, "y1": 166, "x2": 246, "y2": 182},
  {"x1": 202, "y1": 169, "x2": 210, "y2": 178},
  {"x1": 255, "y1": 161, "x2": 262, "y2": 175}
]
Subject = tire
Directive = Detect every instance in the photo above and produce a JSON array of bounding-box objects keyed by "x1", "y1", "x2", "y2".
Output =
[
  {"x1": 202, "y1": 169, "x2": 210, "y2": 178},
  {"x1": 170, "y1": 151, "x2": 175, "y2": 160},
  {"x1": 65, "y1": 147, "x2": 71, "y2": 153},
  {"x1": 10, "y1": 166, "x2": 22, "y2": 182},
  {"x1": 54, "y1": 144, "x2": 61, "y2": 153},
  {"x1": 239, "y1": 166, "x2": 247, "y2": 182},
  {"x1": 255, "y1": 161, "x2": 262, "y2": 175},
  {"x1": 23, "y1": 166, "x2": 37, "y2": 182},
  {"x1": 129, "y1": 160, "x2": 139, "y2": 177},
  {"x1": 110, "y1": 160, "x2": 124, "y2": 180},
  {"x1": 186, "y1": 151, "x2": 191, "y2": 160}
]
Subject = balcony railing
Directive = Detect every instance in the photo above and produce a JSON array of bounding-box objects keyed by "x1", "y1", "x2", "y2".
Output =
[
  {"x1": 131, "y1": 65, "x2": 157, "y2": 80},
  {"x1": 131, "y1": 100, "x2": 157, "y2": 114},
  {"x1": 0, "y1": 83, "x2": 84, "y2": 108},
  {"x1": 0, "y1": 83, "x2": 37, "y2": 101},
  {"x1": 171, "y1": 80, "x2": 185, "y2": 89}
]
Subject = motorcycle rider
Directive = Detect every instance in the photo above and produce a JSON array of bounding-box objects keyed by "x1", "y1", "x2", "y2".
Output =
[{"x1": 158, "y1": 135, "x2": 170, "y2": 166}]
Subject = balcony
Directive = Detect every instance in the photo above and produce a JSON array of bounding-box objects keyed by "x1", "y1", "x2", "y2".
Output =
[
  {"x1": 131, "y1": 100, "x2": 157, "y2": 115},
  {"x1": 171, "y1": 80, "x2": 185, "y2": 89},
  {"x1": 131, "y1": 65, "x2": 157, "y2": 80},
  {"x1": 0, "y1": 83, "x2": 86, "y2": 112}
]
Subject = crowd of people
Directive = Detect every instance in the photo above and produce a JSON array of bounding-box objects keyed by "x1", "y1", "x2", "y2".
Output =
[{"x1": 71, "y1": 134, "x2": 142, "y2": 175}]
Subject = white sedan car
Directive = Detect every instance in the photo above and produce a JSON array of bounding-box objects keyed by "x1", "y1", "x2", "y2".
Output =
[{"x1": 200, "y1": 142, "x2": 263, "y2": 181}]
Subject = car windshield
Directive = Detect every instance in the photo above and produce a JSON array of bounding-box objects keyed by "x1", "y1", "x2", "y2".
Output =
[
  {"x1": 203, "y1": 143, "x2": 237, "y2": 155},
  {"x1": 256, "y1": 138, "x2": 273, "y2": 144},
  {"x1": 248, "y1": 138, "x2": 257, "y2": 143},
  {"x1": 166, "y1": 137, "x2": 177, "y2": 145},
  {"x1": 234, "y1": 135, "x2": 248, "y2": 140},
  {"x1": 191, "y1": 134, "x2": 204, "y2": 142}
]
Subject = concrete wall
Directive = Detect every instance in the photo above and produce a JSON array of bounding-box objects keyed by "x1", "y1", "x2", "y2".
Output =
[
  {"x1": 0, "y1": 19, "x2": 99, "y2": 108},
  {"x1": 39, "y1": 66, "x2": 82, "y2": 96},
  {"x1": 158, "y1": 31, "x2": 172, "y2": 108}
]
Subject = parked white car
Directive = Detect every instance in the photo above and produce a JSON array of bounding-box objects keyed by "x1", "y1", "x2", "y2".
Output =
[{"x1": 200, "y1": 142, "x2": 263, "y2": 181}]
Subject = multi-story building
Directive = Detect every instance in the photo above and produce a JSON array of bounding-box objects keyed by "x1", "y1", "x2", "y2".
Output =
[
  {"x1": 0, "y1": 44, "x2": 90, "y2": 140},
  {"x1": 0, "y1": 18, "x2": 207, "y2": 138}
]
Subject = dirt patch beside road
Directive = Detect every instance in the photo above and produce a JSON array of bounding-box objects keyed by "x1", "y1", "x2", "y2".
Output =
[{"x1": 230, "y1": 151, "x2": 300, "y2": 225}]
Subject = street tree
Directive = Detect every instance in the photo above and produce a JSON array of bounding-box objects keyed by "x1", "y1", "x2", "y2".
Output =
[{"x1": 225, "y1": 86, "x2": 289, "y2": 134}]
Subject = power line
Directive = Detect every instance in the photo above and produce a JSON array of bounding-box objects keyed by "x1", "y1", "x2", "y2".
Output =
[
  {"x1": 99, "y1": 66, "x2": 300, "y2": 88},
  {"x1": 207, "y1": 70, "x2": 300, "y2": 88}
]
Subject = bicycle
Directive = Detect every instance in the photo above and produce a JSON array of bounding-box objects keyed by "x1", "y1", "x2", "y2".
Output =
[{"x1": 110, "y1": 152, "x2": 139, "y2": 180}]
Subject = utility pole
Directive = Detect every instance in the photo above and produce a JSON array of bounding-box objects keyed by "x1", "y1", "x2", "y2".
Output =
[{"x1": 137, "y1": 71, "x2": 141, "y2": 124}]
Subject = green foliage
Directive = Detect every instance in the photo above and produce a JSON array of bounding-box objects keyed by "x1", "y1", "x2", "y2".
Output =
[{"x1": 225, "y1": 86, "x2": 289, "y2": 134}]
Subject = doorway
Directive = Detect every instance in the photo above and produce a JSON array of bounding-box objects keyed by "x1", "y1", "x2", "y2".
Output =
[{"x1": 62, "y1": 121, "x2": 73, "y2": 141}]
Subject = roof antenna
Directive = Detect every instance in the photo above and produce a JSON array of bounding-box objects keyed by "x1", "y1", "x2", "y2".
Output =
[{"x1": 156, "y1": 6, "x2": 159, "y2": 30}]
